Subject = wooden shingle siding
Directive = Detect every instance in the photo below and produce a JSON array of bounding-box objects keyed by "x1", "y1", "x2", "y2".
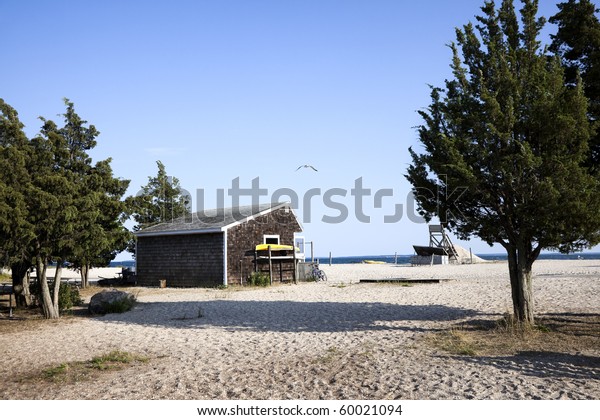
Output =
[
  {"x1": 226, "y1": 207, "x2": 301, "y2": 284},
  {"x1": 137, "y1": 233, "x2": 224, "y2": 287}
]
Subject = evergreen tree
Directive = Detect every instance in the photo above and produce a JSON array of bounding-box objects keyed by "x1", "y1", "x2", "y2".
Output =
[
  {"x1": 28, "y1": 117, "x2": 79, "y2": 318},
  {"x1": 550, "y1": 0, "x2": 600, "y2": 167},
  {"x1": 406, "y1": 0, "x2": 600, "y2": 325},
  {"x1": 49, "y1": 100, "x2": 130, "y2": 288},
  {"x1": 72, "y1": 158, "x2": 130, "y2": 287},
  {"x1": 1, "y1": 98, "x2": 131, "y2": 317},
  {"x1": 127, "y1": 160, "x2": 190, "y2": 256},
  {"x1": 0, "y1": 100, "x2": 35, "y2": 306}
]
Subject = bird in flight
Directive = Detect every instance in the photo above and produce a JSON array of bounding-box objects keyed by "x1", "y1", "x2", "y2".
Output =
[{"x1": 296, "y1": 164, "x2": 318, "y2": 172}]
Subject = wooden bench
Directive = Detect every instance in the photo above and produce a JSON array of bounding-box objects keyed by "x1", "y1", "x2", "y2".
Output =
[{"x1": 0, "y1": 283, "x2": 14, "y2": 317}]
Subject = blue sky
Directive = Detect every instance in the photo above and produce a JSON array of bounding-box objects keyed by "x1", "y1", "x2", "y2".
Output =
[{"x1": 1, "y1": 0, "x2": 592, "y2": 259}]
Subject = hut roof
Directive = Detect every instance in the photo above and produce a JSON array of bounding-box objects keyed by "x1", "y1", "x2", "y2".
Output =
[{"x1": 135, "y1": 202, "x2": 295, "y2": 237}]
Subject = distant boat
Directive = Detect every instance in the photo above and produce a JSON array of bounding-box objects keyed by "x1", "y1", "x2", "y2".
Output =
[{"x1": 412, "y1": 245, "x2": 447, "y2": 256}]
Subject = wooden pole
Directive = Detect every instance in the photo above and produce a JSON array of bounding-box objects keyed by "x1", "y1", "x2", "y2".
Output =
[
  {"x1": 293, "y1": 246, "x2": 297, "y2": 284},
  {"x1": 329, "y1": 251, "x2": 332, "y2": 266},
  {"x1": 254, "y1": 250, "x2": 258, "y2": 273},
  {"x1": 268, "y1": 245, "x2": 273, "y2": 285},
  {"x1": 394, "y1": 252, "x2": 397, "y2": 265},
  {"x1": 470, "y1": 247, "x2": 473, "y2": 264},
  {"x1": 279, "y1": 259, "x2": 283, "y2": 282}
]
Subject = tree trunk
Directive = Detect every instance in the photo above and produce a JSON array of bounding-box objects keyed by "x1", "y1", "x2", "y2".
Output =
[
  {"x1": 11, "y1": 261, "x2": 32, "y2": 307},
  {"x1": 506, "y1": 246, "x2": 535, "y2": 325},
  {"x1": 53, "y1": 262, "x2": 62, "y2": 314},
  {"x1": 80, "y1": 264, "x2": 89, "y2": 288},
  {"x1": 36, "y1": 259, "x2": 59, "y2": 319}
]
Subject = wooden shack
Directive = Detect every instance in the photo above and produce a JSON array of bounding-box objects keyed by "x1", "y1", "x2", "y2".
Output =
[{"x1": 135, "y1": 202, "x2": 302, "y2": 287}]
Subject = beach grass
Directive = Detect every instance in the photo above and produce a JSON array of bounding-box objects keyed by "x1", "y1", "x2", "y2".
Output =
[
  {"x1": 315, "y1": 346, "x2": 343, "y2": 364},
  {"x1": 39, "y1": 350, "x2": 149, "y2": 384},
  {"x1": 429, "y1": 329, "x2": 478, "y2": 356},
  {"x1": 427, "y1": 314, "x2": 600, "y2": 357}
]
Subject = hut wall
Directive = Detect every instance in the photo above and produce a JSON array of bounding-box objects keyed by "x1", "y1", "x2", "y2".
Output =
[
  {"x1": 136, "y1": 232, "x2": 224, "y2": 287},
  {"x1": 226, "y1": 207, "x2": 301, "y2": 285}
]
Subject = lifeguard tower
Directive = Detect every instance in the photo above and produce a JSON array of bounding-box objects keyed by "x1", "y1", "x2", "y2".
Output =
[{"x1": 411, "y1": 224, "x2": 458, "y2": 265}]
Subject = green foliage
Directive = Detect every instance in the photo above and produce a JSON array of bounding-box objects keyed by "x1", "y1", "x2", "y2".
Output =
[
  {"x1": 550, "y1": 0, "x2": 600, "y2": 167},
  {"x1": 0, "y1": 100, "x2": 34, "y2": 270},
  {"x1": 30, "y1": 281, "x2": 83, "y2": 313},
  {"x1": 70, "y1": 157, "x2": 131, "y2": 285},
  {"x1": 101, "y1": 294, "x2": 137, "y2": 313},
  {"x1": 0, "y1": 98, "x2": 131, "y2": 317},
  {"x1": 247, "y1": 271, "x2": 271, "y2": 287},
  {"x1": 406, "y1": 0, "x2": 600, "y2": 324},
  {"x1": 126, "y1": 161, "x2": 190, "y2": 255},
  {"x1": 89, "y1": 350, "x2": 148, "y2": 369},
  {"x1": 43, "y1": 364, "x2": 69, "y2": 380},
  {"x1": 38, "y1": 100, "x2": 131, "y2": 285},
  {"x1": 40, "y1": 351, "x2": 148, "y2": 383},
  {"x1": 58, "y1": 283, "x2": 84, "y2": 312}
]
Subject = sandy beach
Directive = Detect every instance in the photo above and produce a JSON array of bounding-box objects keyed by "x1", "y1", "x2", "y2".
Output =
[{"x1": 0, "y1": 259, "x2": 598, "y2": 400}]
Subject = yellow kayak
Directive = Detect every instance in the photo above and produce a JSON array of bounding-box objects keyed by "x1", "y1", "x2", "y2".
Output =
[
  {"x1": 362, "y1": 260, "x2": 386, "y2": 264},
  {"x1": 255, "y1": 244, "x2": 295, "y2": 251}
]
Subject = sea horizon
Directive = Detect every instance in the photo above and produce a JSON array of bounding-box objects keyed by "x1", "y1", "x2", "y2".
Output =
[{"x1": 111, "y1": 251, "x2": 600, "y2": 267}]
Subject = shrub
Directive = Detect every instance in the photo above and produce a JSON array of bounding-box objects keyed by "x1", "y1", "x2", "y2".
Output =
[
  {"x1": 247, "y1": 271, "x2": 270, "y2": 287},
  {"x1": 305, "y1": 275, "x2": 316, "y2": 282},
  {"x1": 102, "y1": 295, "x2": 136, "y2": 314},
  {"x1": 58, "y1": 283, "x2": 83, "y2": 311},
  {"x1": 30, "y1": 281, "x2": 83, "y2": 313}
]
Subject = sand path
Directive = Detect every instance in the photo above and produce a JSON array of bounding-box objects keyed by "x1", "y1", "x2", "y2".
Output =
[{"x1": 0, "y1": 259, "x2": 598, "y2": 399}]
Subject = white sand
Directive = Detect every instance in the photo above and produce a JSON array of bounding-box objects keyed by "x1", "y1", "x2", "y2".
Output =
[
  {"x1": 38, "y1": 267, "x2": 124, "y2": 281},
  {"x1": 0, "y1": 259, "x2": 598, "y2": 399}
]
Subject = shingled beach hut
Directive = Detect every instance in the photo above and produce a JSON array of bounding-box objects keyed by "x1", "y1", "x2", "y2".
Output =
[{"x1": 135, "y1": 202, "x2": 302, "y2": 287}]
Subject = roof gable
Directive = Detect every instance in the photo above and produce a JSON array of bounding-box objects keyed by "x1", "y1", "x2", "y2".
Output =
[{"x1": 135, "y1": 202, "x2": 295, "y2": 237}]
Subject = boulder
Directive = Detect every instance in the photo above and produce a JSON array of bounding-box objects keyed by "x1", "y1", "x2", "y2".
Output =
[{"x1": 88, "y1": 289, "x2": 135, "y2": 315}]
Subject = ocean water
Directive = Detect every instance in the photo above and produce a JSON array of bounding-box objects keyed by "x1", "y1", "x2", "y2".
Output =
[{"x1": 111, "y1": 252, "x2": 600, "y2": 267}]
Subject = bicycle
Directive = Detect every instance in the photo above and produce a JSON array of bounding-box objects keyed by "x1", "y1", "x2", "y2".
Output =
[{"x1": 311, "y1": 264, "x2": 327, "y2": 282}]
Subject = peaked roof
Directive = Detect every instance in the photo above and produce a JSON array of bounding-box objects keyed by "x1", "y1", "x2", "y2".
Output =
[{"x1": 135, "y1": 202, "x2": 294, "y2": 237}]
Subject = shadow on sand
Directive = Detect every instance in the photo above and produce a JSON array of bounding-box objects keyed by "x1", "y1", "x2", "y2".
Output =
[
  {"x1": 457, "y1": 351, "x2": 600, "y2": 381},
  {"x1": 94, "y1": 299, "x2": 482, "y2": 334}
]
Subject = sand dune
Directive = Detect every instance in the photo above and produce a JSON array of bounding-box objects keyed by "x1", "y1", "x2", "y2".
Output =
[{"x1": 0, "y1": 259, "x2": 598, "y2": 399}]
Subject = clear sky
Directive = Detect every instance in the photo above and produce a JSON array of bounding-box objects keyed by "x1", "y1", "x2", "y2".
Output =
[{"x1": 1, "y1": 0, "x2": 593, "y2": 259}]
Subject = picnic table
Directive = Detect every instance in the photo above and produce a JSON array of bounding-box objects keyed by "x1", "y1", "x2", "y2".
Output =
[
  {"x1": 29, "y1": 275, "x2": 81, "y2": 286},
  {"x1": 0, "y1": 283, "x2": 14, "y2": 317}
]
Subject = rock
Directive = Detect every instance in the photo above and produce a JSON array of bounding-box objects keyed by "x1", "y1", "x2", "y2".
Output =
[{"x1": 88, "y1": 289, "x2": 135, "y2": 315}]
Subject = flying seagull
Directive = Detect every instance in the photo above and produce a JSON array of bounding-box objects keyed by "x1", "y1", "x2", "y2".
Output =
[{"x1": 296, "y1": 164, "x2": 318, "y2": 172}]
